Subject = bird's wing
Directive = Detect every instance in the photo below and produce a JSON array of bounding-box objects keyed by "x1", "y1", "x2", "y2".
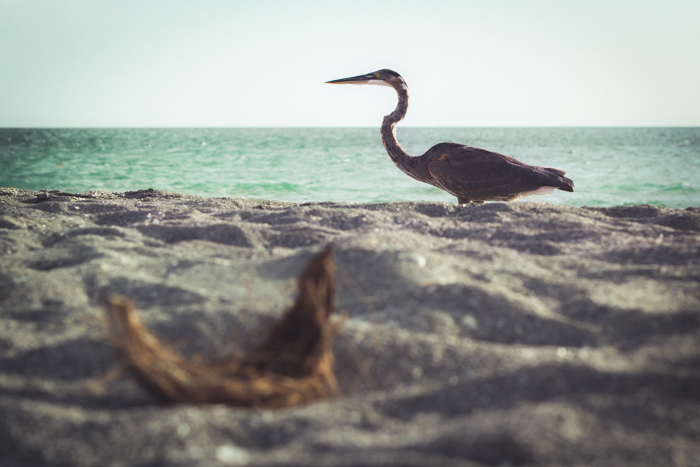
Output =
[{"x1": 426, "y1": 145, "x2": 544, "y2": 199}]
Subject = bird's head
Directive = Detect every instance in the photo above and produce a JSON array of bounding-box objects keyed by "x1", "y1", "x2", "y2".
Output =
[{"x1": 326, "y1": 69, "x2": 406, "y2": 88}]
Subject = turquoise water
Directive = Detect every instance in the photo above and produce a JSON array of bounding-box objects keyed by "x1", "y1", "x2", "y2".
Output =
[{"x1": 1, "y1": 128, "x2": 699, "y2": 208}]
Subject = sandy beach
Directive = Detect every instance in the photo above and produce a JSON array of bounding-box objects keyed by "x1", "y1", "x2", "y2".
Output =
[{"x1": 1, "y1": 187, "x2": 699, "y2": 466}]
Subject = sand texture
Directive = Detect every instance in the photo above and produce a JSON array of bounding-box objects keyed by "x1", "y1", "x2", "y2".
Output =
[{"x1": 1, "y1": 187, "x2": 699, "y2": 466}]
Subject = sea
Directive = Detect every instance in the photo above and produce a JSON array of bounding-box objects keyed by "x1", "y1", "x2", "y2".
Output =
[{"x1": 1, "y1": 127, "x2": 698, "y2": 208}]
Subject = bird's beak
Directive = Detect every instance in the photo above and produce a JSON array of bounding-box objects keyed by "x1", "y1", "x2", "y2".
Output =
[{"x1": 325, "y1": 73, "x2": 375, "y2": 85}]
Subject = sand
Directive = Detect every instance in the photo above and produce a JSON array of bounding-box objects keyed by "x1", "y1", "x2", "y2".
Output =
[{"x1": 1, "y1": 187, "x2": 699, "y2": 466}]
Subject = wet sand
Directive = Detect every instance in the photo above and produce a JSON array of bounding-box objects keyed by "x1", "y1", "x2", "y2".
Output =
[{"x1": 1, "y1": 187, "x2": 699, "y2": 466}]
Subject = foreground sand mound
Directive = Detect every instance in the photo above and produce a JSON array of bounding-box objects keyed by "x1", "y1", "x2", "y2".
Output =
[{"x1": 1, "y1": 187, "x2": 699, "y2": 466}]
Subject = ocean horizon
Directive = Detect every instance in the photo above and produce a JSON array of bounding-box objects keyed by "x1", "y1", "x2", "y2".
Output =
[{"x1": 2, "y1": 127, "x2": 699, "y2": 208}]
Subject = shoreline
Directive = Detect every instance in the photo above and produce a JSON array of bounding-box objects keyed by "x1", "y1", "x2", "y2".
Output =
[{"x1": 1, "y1": 188, "x2": 699, "y2": 466}]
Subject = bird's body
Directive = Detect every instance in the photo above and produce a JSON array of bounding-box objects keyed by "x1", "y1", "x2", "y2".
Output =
[{"x1": 327, "y1": 69, "x2": 574, "y2": 204}]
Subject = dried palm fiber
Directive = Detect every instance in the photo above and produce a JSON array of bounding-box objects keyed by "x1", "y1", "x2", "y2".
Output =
[{"x1": 103, "y1": 247, "x2": 340, "y2": 408}]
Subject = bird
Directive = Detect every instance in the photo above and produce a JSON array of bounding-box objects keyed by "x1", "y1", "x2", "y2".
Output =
[{"x1": 326, "y1": 69, "x2": 574, "y2": 205}]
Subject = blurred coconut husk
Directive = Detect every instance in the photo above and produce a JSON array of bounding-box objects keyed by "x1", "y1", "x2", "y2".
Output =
[{"x1": 103, "y1": 247, "x2": 340, "y2": 408}]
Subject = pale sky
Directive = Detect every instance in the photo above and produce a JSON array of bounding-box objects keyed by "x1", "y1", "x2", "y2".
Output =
[{"x1": 1, "y1": 0, "x2": 699, "y2": 127}]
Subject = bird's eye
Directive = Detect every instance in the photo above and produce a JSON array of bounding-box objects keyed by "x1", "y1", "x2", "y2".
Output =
[{"x1": 375, "y1": 73, "x2": 380, "y2": 78}]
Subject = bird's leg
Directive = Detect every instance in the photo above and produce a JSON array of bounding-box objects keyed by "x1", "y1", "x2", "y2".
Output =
[{"x1": 457, "y1": 197, "x2": 471, "y2": 205}]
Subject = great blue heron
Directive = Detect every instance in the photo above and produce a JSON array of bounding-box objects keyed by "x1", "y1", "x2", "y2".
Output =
[{"x1": 326, "y1": 69, "x2": 574, "y2": 205}]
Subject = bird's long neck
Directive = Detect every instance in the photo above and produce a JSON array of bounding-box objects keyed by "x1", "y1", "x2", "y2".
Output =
[{"x1": 381, "y1": 82, "x2": 416, "y2": 175}]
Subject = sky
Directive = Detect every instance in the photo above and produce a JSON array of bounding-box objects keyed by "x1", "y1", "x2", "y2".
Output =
[{"x1": 1, "y1": 0, "x2": 699, "y2": 127}]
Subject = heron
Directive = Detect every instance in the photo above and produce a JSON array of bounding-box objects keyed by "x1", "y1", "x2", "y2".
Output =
[{"x1": 326, "y1": 69, "x2": 574, "y2": 205}]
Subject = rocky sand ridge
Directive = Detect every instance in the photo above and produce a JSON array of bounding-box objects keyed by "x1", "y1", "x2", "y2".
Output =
[{"x1": 1, "y1": 188, "x2": 699, "y2": 466}]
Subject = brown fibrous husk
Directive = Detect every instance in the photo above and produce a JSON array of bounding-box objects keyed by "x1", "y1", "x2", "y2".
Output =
[{"x1": 103, "y1": 247, "x2": 340, "y2": 408}]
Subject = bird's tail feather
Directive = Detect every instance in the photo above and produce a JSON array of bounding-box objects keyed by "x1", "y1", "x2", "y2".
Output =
[{"x1": 539, "y1": 167, "x2": 574, "y2": 192}]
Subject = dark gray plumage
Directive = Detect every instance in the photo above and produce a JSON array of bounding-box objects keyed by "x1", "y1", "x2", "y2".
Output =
[{"x1": 326, "y1": 69, "x2": 574, "y2": 205}]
